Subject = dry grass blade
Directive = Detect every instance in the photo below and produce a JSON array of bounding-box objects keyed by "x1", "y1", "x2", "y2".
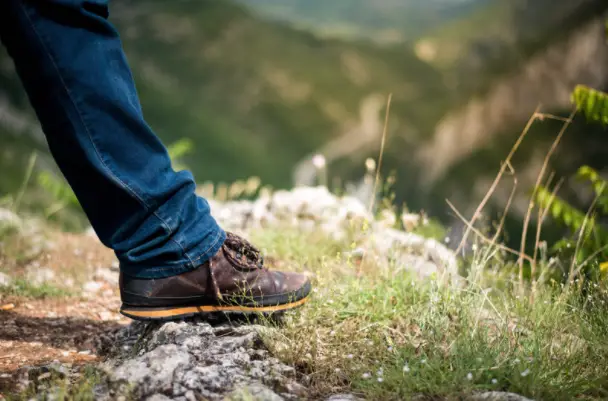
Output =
[
  {"x1": 518, "y1": 109, "x2": 576, "y2": 288},
  {"x1": 368, "y1": 93, "x2": 393, "y2": 214},
  {"x1": 530, "y1": 176, "x2": 563, "y2": 296},
  {"x1": 447, "y1": 199, "x2": 535, "y2": 264},
  {"x1": 565, "y1": 183, "x2": 606, "y2": 288},
  {"x1": 455, "y1": 105, "x2": 541, "y2": 255},
  {"x1": 489, "y1": 161, "x2": 517, "y2": 247}
]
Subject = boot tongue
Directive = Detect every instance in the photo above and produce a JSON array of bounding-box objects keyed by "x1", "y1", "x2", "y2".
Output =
[{"x1": 223, "y1": 232, "x2": 265, "y2": 269}]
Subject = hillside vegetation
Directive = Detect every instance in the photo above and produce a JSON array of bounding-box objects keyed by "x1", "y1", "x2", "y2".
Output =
[
  {"x1": 0, "y1": 0, "x2": 606, "y2": 236},
  {"x1": 0, "y1": 0, "x2": 450, "y2": 195},
  {"x1": 237, "y1": 0, "x2": 492, "y2": 43}
]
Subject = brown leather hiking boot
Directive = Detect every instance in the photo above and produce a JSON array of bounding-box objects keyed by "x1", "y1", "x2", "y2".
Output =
[{"x1": 119, "y1": 232, "x2": 312, "y2": 321}]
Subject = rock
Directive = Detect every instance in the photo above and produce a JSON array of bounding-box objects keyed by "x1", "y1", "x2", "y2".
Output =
[
  {"x1": 325, "y1": 394, "x2": 364, "y2": 401},
  {"x1": 100, "y1": 321, "x2": 305, "y2": 400},
  {"x1": 209, "y1": 186, "x2": 371, "y2": 236},
  {"x1": 0, "y1": 207, "x2": 22, "y2": 233},
  {"x1": 25, "y1": 267, "x2": 56, "y2": 286},
  {"x1": 112, "y1": 344, "x2": 192, "y2": 396},
  {"x1": 0, "y1": 272, "x2": 11, "y2": 287},
  {"x1": 227, "y1": 383, "x2": 284, "y2": 401},
  {"x1": 365, "y1": 227, "x2": 460, "y2": 285},
  {"x1": 82, "y1": 281, "x2": 103, "y2": 294},
  {"x1": 146, "y1": 395, "x2": 173, "y2": 401},
  {"x1": 93, "y1": 268, "x2": 119, "y2": 285},
  {"x1": 207, "y1": 186, "x2": 460, "y2": 285},
  {"x1": 467, "y1": 392, "x2": 534, "y2": 401}
]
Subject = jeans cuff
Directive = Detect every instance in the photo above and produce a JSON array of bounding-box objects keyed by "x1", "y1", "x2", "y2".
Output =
[{"x1": 120, "y1": 228, "x2": 226, "y2": 279}]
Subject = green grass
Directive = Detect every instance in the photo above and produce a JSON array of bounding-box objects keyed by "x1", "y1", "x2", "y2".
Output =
[
  {"x1": 5, "y1": 366, "x2": 104, "y2": 401},
  {"x1": 0, "y1": 277, "x2": 73, "y2": 299},
  {"x1": 251, "y1": 227, "x2": 608, "y2": 400}
]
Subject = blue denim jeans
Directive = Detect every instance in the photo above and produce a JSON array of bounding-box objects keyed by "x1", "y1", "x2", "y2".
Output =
[{"x1": 0, "y1": 0, "x2": 226, "y2": 278}]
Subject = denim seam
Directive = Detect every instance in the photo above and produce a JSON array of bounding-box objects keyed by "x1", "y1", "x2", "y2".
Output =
[
  {"x1": 19, "y1": 2, "x2": 192, "y2": 265},
  {"x1": 189, "y1": 229, "x2": 224, "y2": 263},
  {"x1": 128, "y1": 265, "x2": 194, "y2": 273}
]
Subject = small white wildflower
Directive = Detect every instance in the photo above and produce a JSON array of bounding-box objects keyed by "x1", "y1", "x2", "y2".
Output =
[
  {"x1": 471, "y1": 244, "x2": 478, "y2": 252},
  {"x1": 312, "y1": 154, "x2": 326, "y2": 169},
  {"x1": 334, "y1": 368, "x2": 341, "y2": 373},
  {"x1": 330, "y1": 330, "x2": 336, "y2": 336},
  {"x1": 521, "y1": 369, "x2": 530, "y2": 377},
  {"x1": 387, "y1": 346, "x2": 393, "y2": 352},
  {"x1": 466, "y1": 372, "x2": 473, "y2": 381},
  {"x1": 403, "y1": 365, "x2": 410, "y2": 373},
  {"x1": 444, "y1": 236, "x2": 451, "y2": 244},
  {"x1": 491, "y1": 378, "x2": 498, "y2": 384},
  {"x1": 421, "y1": 358, "x2": 427, "y2": 364},
  {"x1": 362, "y1": 372, "x2": 371, "y2": 379},
  {"x1": 346, "y1": 354, "x2": 354, "y2": 359},
  {"x1": 365, "y1": 158, "x2": 376, "y2": 172},
  {"x1": 377, "y1": 377, "x2": 384, "y2": 383}
]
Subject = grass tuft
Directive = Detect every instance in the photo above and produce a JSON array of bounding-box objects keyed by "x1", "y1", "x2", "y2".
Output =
[
  {"x1": 0, "y1": 277, "x2": 72, "y2": 299},
  {"x1": 252, "y1": 227, "x2": 608, "y2": 401}
]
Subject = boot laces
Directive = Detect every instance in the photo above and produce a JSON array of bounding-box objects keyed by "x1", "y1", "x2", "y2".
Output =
[{"x1": 224, "y1": 232, "x2": 267, "y2": 271}]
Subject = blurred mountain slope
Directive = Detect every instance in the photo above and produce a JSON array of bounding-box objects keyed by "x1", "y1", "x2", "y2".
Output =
[
  {"x1": 236, "y1": 0, "x2": 493, "y2": 43},
  {"x1": 0, "y1": 0, "x2": 449, "y2": 196},
  {"x1": 0, "y1": 0, "x2": 606, "y2": 238}
]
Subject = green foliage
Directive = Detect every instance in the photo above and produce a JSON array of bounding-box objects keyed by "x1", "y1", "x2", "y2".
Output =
[
  {"x1": 535, "y1": 186, "x2": 587, "y2": 235},
  {"x1": 535, "y1": 170, "x2": 608, "y2": 270},
  {"x1": 535, "y1": 82, "x2": 608, "y2": 277},
  {"x1": 6, "y1": 365, "x2": 104, "y2": 400},
  {"x1": 571, "y1": 85, "x2": 608, "y2": 125},
  {"x1": 254, "y1": 227, "x2": 608, "y2": 400},
  {"x1": 0, "y1": 277, "x2": 72, "y2": 299},
  {"x1": 167, "y1": 137, "x2": 195, "y2": 171},
  {"x1": 37, "y1": 170, "x2": 80, "y2": 218}
]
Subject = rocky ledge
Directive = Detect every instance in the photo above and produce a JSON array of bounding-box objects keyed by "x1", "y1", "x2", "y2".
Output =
[
  {"x1": 94, "y1": 320, "x2": 533, "y2": 401},
  {"x1": 96, "y1": 320, "x2": 305, "y2": 401},
  {"x1": 207, "y1": 186, "x2": 460, "y2": 285}
]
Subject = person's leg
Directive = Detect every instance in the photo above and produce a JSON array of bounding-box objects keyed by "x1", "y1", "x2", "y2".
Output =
[
  {"x1": 0, "y1": 0, "x2": 311, "y2": 321},
  {"x1": 0, "y1": 0, "x2": 225, "y2": 278}
]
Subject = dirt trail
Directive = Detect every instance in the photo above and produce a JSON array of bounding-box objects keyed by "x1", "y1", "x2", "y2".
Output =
[{"x1": 0, "y1": 230, "x2": 130, "y2": 397}]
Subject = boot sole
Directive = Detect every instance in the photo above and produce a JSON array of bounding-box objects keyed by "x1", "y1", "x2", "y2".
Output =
[{"x1": 119, "y1": 295, "x2": 310, "y2": 321}]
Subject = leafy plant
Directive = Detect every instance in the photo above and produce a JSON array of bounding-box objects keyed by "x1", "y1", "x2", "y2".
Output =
[
  {"x1": 37, "y1": 170, "x2": 80, "y2": 218},
  {"x1": 535, "y1": 167, "x2": 608, "y2": 271},
  {"x1": 534, "y1": 83, "x2": 608, "y2": 280},
  {"x1": 29, "y1": 138, "x2": 193, "y2": 220},
  {"x1": 167, "y1": 138, "x2": 194, "y2": 171},
  {"x1": 571, "y1": 85, "x2": 608, "y2": 125}
]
